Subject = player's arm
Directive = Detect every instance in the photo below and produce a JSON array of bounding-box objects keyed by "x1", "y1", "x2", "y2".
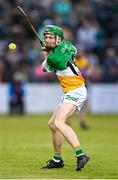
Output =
[
  {"x1": 41, "y1": 50, "x2": 54, "y2": 72},
  {"x1": 42, "y1": 58, "x2": 54, "y2": 72}
]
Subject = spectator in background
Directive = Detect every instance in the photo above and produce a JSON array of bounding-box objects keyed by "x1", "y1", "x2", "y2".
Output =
[
  {"x1": 33, "y1": 60, "x2": 56, "y2": 82},
  {"x1": 90, "y1": 63, "x2": 103, "y2": 83},
  {"x1": 63, "y1": 26, "x2": 74, "y2": 42},
  {"x1": 102, "y1": 47, "x2": 118, "y2": 83},
  {"x1": 105, "y1": 47, "x2": 118, "y2": 67},
  {"x1": 0, "y1": 56, "x2": 12, "y2": 83},
  {"x1": 0, "y1": 0, "x2": 118, "y2": 84},
  {"x1": 8, "y1": 72, "x2": 25, "y2": 115},
  {"x1": 75, "y1": 0, "x2": 95, "y2": 20},
  {"x1": 0, "y1": 59, "x2": 4, "y2": 83},
  {"x1": 52, "y1": 0, "x2": 72, "y2": 25},
  {"x1": 75, "y1": 50, "x2": 91, "y2": 129},
  {"x1": 84, "y1": 50, "x2": 103, "y2": 83},
  {"x1": 76, "y1": 19, "x2": 100, "y2": 51}
]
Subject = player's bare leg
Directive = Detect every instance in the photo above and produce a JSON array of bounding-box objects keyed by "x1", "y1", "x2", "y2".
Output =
[
  {"x1": 54, "y1": 103, "x2": 80, "y2": 147},
  {"x1": 42, "y1": 102, "x2": 90, "y2": 170},
  {"x1": 41, "y1": 107, "x2": 64, "y2": 169},
  {"x1": 53, "y1": 102, "x2": 90, "y2": 171},
  {"x1": 48, "y1": 107, "x2": 63, "y2": 155}
]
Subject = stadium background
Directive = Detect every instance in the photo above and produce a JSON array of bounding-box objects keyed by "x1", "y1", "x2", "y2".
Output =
[
  {"x1": 0, "y1": 0, "x2": 118, "y2": 84},
  {"x1": 0, "y1": 0, "x2": 118, "y2": 114},
  {"x1": 0, "y1": 0, "x2": 118, "y2": 179}
]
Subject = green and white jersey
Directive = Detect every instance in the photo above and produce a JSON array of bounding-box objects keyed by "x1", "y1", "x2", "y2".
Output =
[
  {"x1": 43, "y1": 40, "x2": 84, "y2": 93},
  {"x1": 46, "y1": 40, "x2": 77, "y2": 71}
]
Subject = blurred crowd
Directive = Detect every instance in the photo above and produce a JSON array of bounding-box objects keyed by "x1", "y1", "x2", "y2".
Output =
[{"x1": 0, "y1": 0, "x2": 118, "y2": 84}]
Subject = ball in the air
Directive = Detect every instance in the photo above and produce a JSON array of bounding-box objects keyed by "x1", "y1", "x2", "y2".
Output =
[{"x1": 8, "y1": 43, "x2": 17, "y2": 50}]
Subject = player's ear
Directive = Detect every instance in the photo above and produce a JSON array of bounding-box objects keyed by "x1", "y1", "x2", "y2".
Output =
[{"x1": 56, "y1": 36, "x2": 62, "y2": 44}]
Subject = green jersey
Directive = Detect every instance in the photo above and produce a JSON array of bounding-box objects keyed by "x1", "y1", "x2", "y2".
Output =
[{"x1": 45, "y1": 40, "x2": 77, "y2": 72}]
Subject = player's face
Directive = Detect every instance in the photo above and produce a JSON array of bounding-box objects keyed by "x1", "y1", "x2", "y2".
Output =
[{"x1": 44, "y1": 33, "x2": 56, "y2": 49}]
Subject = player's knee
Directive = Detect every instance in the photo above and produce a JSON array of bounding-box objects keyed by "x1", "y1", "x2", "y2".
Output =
[
  {"x1": 48, "y1": 120, "x2": 56, "y2": 130},
  {"x1": 54, "y1": 120, "x2": 63, "y2": 129},
  {"x1": 48, "y1": 120, "x2": 53, "y2": 128}
]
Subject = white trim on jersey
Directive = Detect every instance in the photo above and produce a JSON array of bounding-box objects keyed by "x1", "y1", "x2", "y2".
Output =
[{"x1": 56, "y1": 65, "x2": 80, "y2": 76}]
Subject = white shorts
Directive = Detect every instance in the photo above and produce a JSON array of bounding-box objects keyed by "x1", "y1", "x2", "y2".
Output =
[{"x1": 60, "y1": 85, "x2": 87, "y2": 111}]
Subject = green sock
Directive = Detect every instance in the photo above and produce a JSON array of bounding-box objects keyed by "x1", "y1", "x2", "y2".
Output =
[
  {"x1": 52, "y1": 154, "x2": 61, "y2": 162},
  {"x1": 74, "y1": 147, "x2": 84, "y2": 157}
]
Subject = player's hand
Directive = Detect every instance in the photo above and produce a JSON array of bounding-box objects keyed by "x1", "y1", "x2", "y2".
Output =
[{"x1": 42, "y1": 51, "x2": 48, "y2": 58}]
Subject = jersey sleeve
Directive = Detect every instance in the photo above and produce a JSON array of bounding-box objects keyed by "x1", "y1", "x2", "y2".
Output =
[{"x1": 42, "y1": 58, "x2": 55, "y2": 72}]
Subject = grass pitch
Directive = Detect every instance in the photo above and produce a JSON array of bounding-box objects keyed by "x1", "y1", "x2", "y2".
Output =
[{"x1": 0, "y1": 114, "x2": 118, "y2": 179}]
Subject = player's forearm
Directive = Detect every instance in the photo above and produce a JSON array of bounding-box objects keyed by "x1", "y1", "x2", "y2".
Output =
[
  {"x1": 42, "y1": 59, "x2": 54, "y2": 72},
  {"x1": 42, "y1": 60, "x2": 48, "y2": 72},
  {"x1": 42, "y1": 48, "x2": 55, "y2": 72}
]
